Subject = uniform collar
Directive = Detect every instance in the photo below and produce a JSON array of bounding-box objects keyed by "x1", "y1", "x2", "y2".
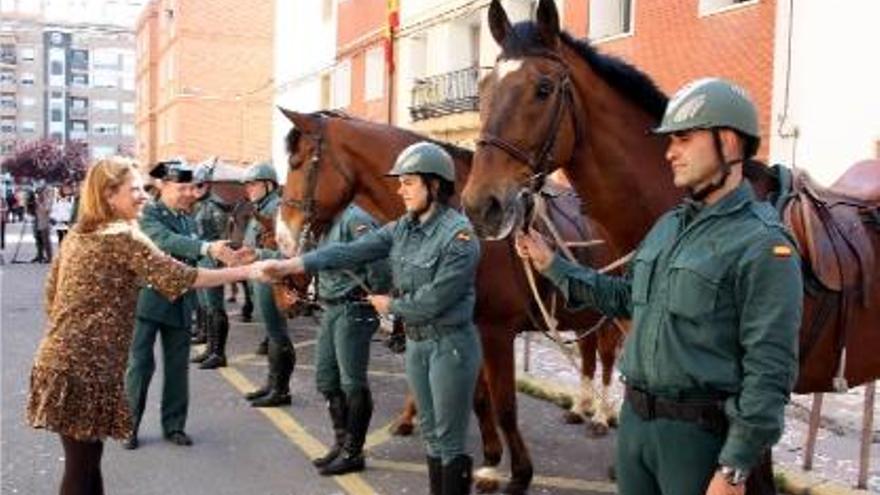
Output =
[
  {"x1": 157, "y1": 198, "x2": 188, "y2": 217},
  {"x1": 253, "y1": 189, "x2": 278, "y2": 211},
  {"x1": 680, "y1": 180, "x2": 754, "y2": 221},
  {"x1": 404, "y1": 204, "x2": 447, "y2": 237}
]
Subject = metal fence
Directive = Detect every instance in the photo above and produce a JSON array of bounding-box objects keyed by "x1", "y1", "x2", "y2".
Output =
[{"x1": 409, "y1": 66, "x2": 481, "y2": 121}]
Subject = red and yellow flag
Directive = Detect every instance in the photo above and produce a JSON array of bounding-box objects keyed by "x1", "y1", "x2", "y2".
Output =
[{"x1": 385, "y1": 0, "x2": 399, "y2": 74}]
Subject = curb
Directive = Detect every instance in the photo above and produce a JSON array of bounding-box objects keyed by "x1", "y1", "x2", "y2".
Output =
[{"x1": 514, "y1": 374, "x2": 873, "y2": 495}]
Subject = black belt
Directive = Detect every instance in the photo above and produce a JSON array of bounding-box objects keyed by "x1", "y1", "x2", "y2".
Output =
[
  {"x1": 625, "y1": 385, "x2": 729, "y2": 436},
  {"x1": 319, "y1": 290, "x2": 367, "y2": 306}
]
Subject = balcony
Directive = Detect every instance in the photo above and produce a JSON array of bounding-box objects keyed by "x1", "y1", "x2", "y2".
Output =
[
  {"x1": 0, "y1": 54, "x2": 15, "y2": 65},
  {"x1": 409, "y1": 66, "x2": 480, "y2": 122}
]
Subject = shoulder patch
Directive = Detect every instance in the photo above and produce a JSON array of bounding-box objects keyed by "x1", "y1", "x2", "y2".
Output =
[
  {"x1": 772, "y1": 244, "x2": 793, "y2": 258},
  {"x1": 355, "y1": 224, "x2": 369, "y2": 233},
  {"x1": 455, "y1": 229, "x2": 472, "y2": 242}
]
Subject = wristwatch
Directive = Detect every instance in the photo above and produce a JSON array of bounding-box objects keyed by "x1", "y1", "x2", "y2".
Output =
[{"x1": 718, "y1": 465, "x2": 749, "y2": 486}]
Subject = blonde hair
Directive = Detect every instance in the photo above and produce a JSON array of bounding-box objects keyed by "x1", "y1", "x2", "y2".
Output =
[{"x1": 76, "y1": 156, "x2": 140, "y2": 233}]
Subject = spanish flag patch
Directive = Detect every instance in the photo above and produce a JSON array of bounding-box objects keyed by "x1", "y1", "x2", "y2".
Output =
[
  {"x1": 773, "y1": 245, "x2": 793, "y2": 258},
  {"x1": 456, "y1": 230, "x2": 472, "y2": 242},
  {"x1": 355, "y1": 224, "x2": 369, "y2": 233}
]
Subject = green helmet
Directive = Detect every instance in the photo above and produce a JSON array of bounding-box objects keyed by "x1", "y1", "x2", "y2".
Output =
[
  {"x1": 193, "y1": 165, "x2": 213, "y2": 184},
  {"x1": 243, "y1": 161, "x2": 278, "y2": 184},
  {"x1": 652, "y1": 77, "x2": 759, "y2": 139},
  {"x1": 387, "y1": 142, "x2": 455, "y2": 183}
]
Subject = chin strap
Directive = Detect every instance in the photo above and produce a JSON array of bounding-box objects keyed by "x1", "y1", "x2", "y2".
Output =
[{"x1": 687, "y1": 129, "x2": 745, "y2": 202}]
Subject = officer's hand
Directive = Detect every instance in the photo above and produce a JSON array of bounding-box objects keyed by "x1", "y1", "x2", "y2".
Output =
[
  {"x1": 367, "y1": 295, "x2": 392, "y2": 316},
  {"x1": 231, "y1": 247, "x2": 258, "y2": 266},
  {"x1": 705, "y1": 472, "x2": 745, "y2": 495},
  {"x1": 208, "y1": 240, "x2": 235, "y2": 265},
  {"x1": 514, "y1": 230, "x2": 554, "y2": 272}
]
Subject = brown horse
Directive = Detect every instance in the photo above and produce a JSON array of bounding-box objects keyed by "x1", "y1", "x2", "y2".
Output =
[
  {"x1": 274, "y1": 109, "x2": 626, "y2": 494},
  {"x1": 460, "y1": 0, "x2": 880, "y2": 394}
]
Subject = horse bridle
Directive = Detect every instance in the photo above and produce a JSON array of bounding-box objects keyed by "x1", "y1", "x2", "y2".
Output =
[
  {"x1": 476, "y1": 52, "x2": 583, "y2": 194},
  {"x1": 281, "y1": 121, "x2": 354, "y2": 253}
]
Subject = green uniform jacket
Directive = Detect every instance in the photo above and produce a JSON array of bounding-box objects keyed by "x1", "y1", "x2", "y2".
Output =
[
  {"x1": 317, "y1": 205, "x2": 392, "y2": 300},
  {"x1": 302, "y1": 205, "x2": 480, "y2": 329},
  {"x1": 135, "y1": 200, "x2": 202, "y2": 327},
  {"x1": 243, "y1": 189, "x2": 284, "y2": 260},
  {"x1": 194, "y1": 194, "x2": 232, "y2": 268},
  {"x1": 543, "y1": 182, "x2": 802, "y2": 471}
]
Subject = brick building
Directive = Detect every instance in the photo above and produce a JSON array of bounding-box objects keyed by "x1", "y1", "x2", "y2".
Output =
[{"x1": 135, "y1": 0, "x2": 274, "y2": 167}]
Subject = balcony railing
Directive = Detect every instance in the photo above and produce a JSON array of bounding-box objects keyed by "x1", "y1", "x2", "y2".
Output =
[{"x1": 410, "y1": 66, "x2": 481, "y2": 122}]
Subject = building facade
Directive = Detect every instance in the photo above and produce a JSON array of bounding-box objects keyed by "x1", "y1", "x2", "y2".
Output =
[
  {"x1": 135, "y1": 0, "x2": 274, "y2": 167},
  {"x1": 0, "y1": 14, "x2": 137, "y2": 162}
]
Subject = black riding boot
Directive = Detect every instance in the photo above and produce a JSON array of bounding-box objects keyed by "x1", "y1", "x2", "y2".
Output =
[
  {"x1": 191, "y1": 307, "x2": 208, "y2": 344},
  {"x1": 427, "y1": 456, "x2": 443, "y2": 495},
  {"x1": 244, "y1": 351, "x2": 273, "y2": 401},
  {"x1": 190, "y1": 311, "x2": 212, "y2": 363},
  {"x1": 251, "y1": 339, "x2": 295, "y2": 408},
  {"x1": 312, "y1": 392, "x2": 348, "y2": 468},
  {"x1": 320, "y1": 388, "x2": 373, "y2": 476},
  {"x1": 254, "y1": 337, "x2": 268, "y2": 356},
  {"x1": 200, "y1": 311, "x2": 228, "y2": 369},
  {"x1": 441, "y1": 455, "x2": 472, "y2": 495},
  {"x1": 240, "y1": 284, "x2": 253, "y2": 322}
]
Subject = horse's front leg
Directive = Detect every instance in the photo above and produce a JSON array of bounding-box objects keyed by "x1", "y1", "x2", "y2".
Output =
[
  {"x1": 567, "y1": 333, "x2": 598, "y2": 425},
  {"x1": 478, "y1": 328, "x2": 533, "y2": 495},
  {"x1": 473, "y1": 365, "x2": 503, "y2": 478}
]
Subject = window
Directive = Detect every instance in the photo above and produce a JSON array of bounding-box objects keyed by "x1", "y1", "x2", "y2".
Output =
[
  {"x1": 699, "y1": 0, "x2": 755, "y2": 16},
  {"x1": 21, "y1": 120, "x2": 36, "y2": 133},
  {"x1": 365, "y1": 46, "x2": 385, "y2": 102},
  {"x1": 20, "y1": 72, "x2": 35, "y2": 85},
  {"x1": 20, "y1": 46, "x2": 35, "y2": 62},
  {"x1": 70, "y1": 49, "x2": 88, "y2": 70},
  {"x1": 93, "y1": 123, "x2": 119, "y2": 135},
  {"x1": 92, "y1": 71, "x2": 118, "y2": 88},
  {"x1": 0, "y1": 93, "x2": 15, "y2": 108},
  {"x1": 94, "y1": 99, "x2": 118, "y2": 111},
  {"x1": 122, "y1": 101, "x2": 135, "y2": 114},
  {"x1": 51, "y1": 60, "x2": 64, "y2": 75},
  {"x1": 71, "y1": 73, "x2": 88, "y2": 87},
  {"x1": 332, "y1": 59, "x2": 351, "y2": 109},
  {"x1": 0, "y1": 69, "x2": 14, "y2": 84},
  {"x1": 1, "y1": 118, "x2": 15, "y2": 133},
  {"x1": 51, "y1": 108, "x2": 63, "y2": 122},
  {"x1": 589, "y1": 0, "x2": 633, "y2": 40},
  {"x1": 70, "y1": 120, "x2": 87, "y2": 131},
  {"x1": 92, "y1": 48, "x2": 119, "y2": 69},
  {"x1": 70, "y1": 97, "x2": 88, "y2": 110},
  {"x1": 21, "y1": 96, "x2": 36, "y2": 107},
  {"x1": 0, "y1": 44, "x2": 15, "y2": 64},
  {"x1": 1, "y1": 142, "x2": 13, "y2": 154},
  {"x1": 122, "y1": 124, "x2": 134, "y2": 136}
]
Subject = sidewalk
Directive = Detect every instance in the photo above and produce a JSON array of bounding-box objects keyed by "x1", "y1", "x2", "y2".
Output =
[{"x1": 513, "y1": 332, "x2": 879, "y2": 494}]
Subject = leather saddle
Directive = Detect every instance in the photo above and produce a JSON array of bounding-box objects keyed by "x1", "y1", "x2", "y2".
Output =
[{"x1": 779, "y1": 163, "x2": 879, "y2": 302}]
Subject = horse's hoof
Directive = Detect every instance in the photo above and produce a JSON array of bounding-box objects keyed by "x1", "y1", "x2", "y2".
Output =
[
  {"x1": 562, "y1": 410, "x2": 585, "y2": 424},
  {"x1": 501, "y1": 481, "x2": 528, "y2": 495},
  {"x1": 586, "y1": 421, "x2": 610, "y2": 438},
  {"x1": 389, "y1": 421, "x2": 413, "y2": 436},
  {"x1": 475, "y1": 477, "x2": 501, "y2": 493}
]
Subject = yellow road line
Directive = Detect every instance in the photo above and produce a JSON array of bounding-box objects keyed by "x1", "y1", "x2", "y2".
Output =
[
  {"x1": 364, "y1": 420, "x2": 397, "y2": 450},
  {"x1": 217, "y1": 366, "x2": 381, "y2": 495}
]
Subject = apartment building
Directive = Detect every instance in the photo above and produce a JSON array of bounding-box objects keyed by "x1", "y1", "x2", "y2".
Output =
[
  {"x1": 135, "y1": 0, "x2": 274, "y2": 167},
  {"x1": 0, "y1": 15, "x2": 137, "y2": 161}
]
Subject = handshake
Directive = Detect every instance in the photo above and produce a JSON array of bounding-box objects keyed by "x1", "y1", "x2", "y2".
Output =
[
  {"x1": 206, "y1": 241, "x2": 306, "y2": 285},
  {"x1": 206, "y1": 240, "x2": 261, "y2": 267}
]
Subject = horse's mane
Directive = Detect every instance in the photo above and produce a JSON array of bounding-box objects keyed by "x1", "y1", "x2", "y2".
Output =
[
  {"x1": 284, "y1": 111, "x2": 473, "y2": 163},
  {"x1": 498, "y1": 22, "x2": 668, "y2": 120}
]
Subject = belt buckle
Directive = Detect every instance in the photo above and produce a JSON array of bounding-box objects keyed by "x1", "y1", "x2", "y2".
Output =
[{"x1": 645, "y1": 392, "x2": 657, "y2": 420}]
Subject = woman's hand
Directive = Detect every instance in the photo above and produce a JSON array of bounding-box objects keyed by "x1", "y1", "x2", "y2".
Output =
[
  {"x1": 514, "y1": 230, "x2": 555, "y2": 272},
  {"x1": 248, "y1": 260, "x2": 279, "y2": 283}
]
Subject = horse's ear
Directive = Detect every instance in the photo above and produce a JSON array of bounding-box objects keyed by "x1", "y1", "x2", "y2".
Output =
[
  {"x1": 535, "y1": 0, "x2": 560, "y2": 48},
  {"x1": 277, "y1": 106, "x2": 319, "y2": 134},
  {"x1": 488, "y1": 0, "x2": 512, "y2": 46}
]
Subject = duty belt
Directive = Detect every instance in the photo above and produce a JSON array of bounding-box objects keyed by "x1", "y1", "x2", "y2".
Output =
[
  {"x1": 625, "y1": 385, "x2": 729, "y2": 436},
  {"x1": 319, "y1": 289, "x2": 368, "y2": 306},
  {"x1": 404, "y1": 323, "x2": 462, "y2": 342}
]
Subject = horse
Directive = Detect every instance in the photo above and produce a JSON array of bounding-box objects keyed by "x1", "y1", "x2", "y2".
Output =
[
  {"x1": 460, "y1": 0, "x2": 880, "y2": 396},
  {"x1": 273, "y1": 109, "x2": 627, "y2": 494}
]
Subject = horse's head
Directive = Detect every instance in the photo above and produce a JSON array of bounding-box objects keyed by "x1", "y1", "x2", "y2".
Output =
[
  {"x1": 276, "y1": 108, "x2": 355, "y2": 256},
  {"x1": 462, "y1": 0, "x2": 582, "y2": 240}
]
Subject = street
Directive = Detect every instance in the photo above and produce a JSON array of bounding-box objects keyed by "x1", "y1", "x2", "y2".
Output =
[{"x1": 1, "y1": 233, "x2": 616, "y2": 495}]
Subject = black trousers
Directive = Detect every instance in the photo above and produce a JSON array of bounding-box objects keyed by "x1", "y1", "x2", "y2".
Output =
[{"x1": 59, "y1": 435, "x2": 104, "y2": 495}]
